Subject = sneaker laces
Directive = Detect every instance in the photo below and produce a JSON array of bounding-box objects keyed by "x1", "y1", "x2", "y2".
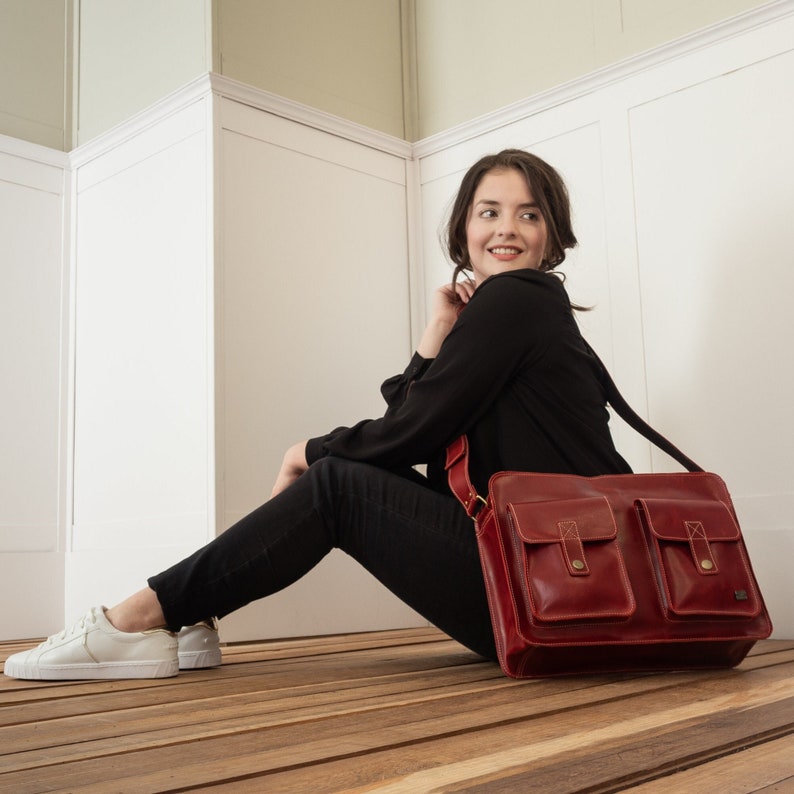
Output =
[{"x1": 45, "y1": 607, "x2": 100, "y2": 646}]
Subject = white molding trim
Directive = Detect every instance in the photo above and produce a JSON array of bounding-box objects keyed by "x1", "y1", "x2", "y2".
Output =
[
  {"x1": 69, "y1": 74, "x2": 215, "y2": 169},
  {"x1": 0, "y1": 132, "x2": 69, "y2": 168},
  {"x1": 208, "y1": 73, "x2": 413, "y2": 160},
  {"x1": 67, "y1": 72, "x2": 414, "y2": 171},
  {"x1": 403, "y1": 155, "x2": 425, "y2": 350},
  {"x1": 412, "y1": 0, "x2": 794, "y2": 158},
  {"x1": 4, "y1": 0, "x2": 792, "y2": 169}
]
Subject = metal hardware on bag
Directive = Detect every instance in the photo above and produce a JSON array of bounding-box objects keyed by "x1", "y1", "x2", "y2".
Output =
[
  {"x1": 735, "y1": 590, "x2": 749, "y2": 601},
  {"x1": 572, "y1": 559, "x2": 585, "y2": 571},
  {"x1": 468, "y1": 493, "x2": 488, "y2": 521},
  {"x1": 700, "y1": 559, "x2": 714, "y2": 571}
]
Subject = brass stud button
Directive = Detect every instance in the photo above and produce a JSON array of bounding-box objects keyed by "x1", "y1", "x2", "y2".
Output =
[
  {"x1": 572, "y1": 559, "x2": 585, "y2": 571},
  {"x1": 700, "y1": 559, "x2": 714, "y2": 571}
]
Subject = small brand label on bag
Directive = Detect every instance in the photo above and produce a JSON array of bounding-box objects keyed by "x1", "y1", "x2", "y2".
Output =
[{"x1": 735, "y1": 590, "x2": 749, "y2": 601}]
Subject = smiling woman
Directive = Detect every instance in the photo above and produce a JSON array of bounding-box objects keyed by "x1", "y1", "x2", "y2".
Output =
[
  {"x1": 446, "y1": 149, "x2": 578, "y2": 286},
  {"x1": 465, "y1": 169, "x2": 549, "y2": 282},
  {"x1": 4, "y1": 148, "x2": 632, "y2": 683}
]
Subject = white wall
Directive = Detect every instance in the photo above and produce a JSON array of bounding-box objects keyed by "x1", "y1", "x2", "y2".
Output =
[
  {"x1": 66, "y1": 94, "x2": 216, "y2": 620},
  {"x1": 0, "y1": 136, "x2": 68, "y2": 638},
  {"x1": 417, "y1": 6, "x2": 794, "y2": 636},
  {"x1": 212, "y1": 93, "x2": 423, "y2": 641},
  {"x1": 0, "y1": 75, "x2": 425, "y2": 641},
  {"x1": 627, "y1": 43, "x2": 794, "y2": 636},
  {"x1": 414, "y1": 0, "x2": 770, "y2": 138},
  {"x1": 1, "y1": 3, "x2": 791, "y2": 641}
]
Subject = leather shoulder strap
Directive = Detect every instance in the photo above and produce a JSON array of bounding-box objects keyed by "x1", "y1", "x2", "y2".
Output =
[
  {"x1": 445, "y1": 435, "x2": 487, "y2": 517},
  {"x1": 445, "y1": 342, "x2": 704, "y2": 511},
  {"x1": 582, "y1": 341, "x2": 703, "y2": 473}
]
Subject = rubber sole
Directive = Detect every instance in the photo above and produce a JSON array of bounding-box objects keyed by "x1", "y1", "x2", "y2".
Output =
[
  {"x1": 178, "y1": 648, "x2": 223, "y2": 670},
  {"x1": 3, "y1": 656, "x2": 179, "y2": 681}
]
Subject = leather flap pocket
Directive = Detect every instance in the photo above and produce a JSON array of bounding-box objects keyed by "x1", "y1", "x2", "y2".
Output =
[
  {"x1": 510, "y1": 495, "x2": 618, "y2": 545},
  {"x1": 638, "y1": 497, "x2": 741, "y2": 543},
  {"x1": 635, "y1": 497, "x2": 761, "y2": 618},
  {"x1": 507, "y1": 496, "x2": 634, "y2": 623}
]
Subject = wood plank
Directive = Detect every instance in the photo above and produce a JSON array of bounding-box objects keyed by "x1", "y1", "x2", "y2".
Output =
[
  {"x1": 2, "y1": 652, "x2": 792, "y2": 791},
  {"x1": 0, "y1": 634, "x2": 791, "y2": 793},
  {"x1": 754, "y1": 777, "x2": 794, "y2": 794},
  {"x1": 619, "y1": 734, "x2": 794, "y2": 793},
  {"x1": 220, "y1": 627, "x2": 450, "y2": 665},
  {"x1": 0, "y1": 626, "x2": 446, "y2": 668},
  {"x1": 199, "y1": 700, "x2": 794, "y2": 794},
  {"x1": 0, "y1": 665, "x2": 512, "y2": 757},
  {"x1": 0, "y1": 631, "x2": 476, "y2": 709},
  {"x1": 427, "y1": 699, "x2": 794, "y2": 793}
]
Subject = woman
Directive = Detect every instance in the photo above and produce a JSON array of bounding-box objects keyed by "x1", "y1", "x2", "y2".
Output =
[{"x1": 4, "y1": 149, "x2": 631, "y2": 681}]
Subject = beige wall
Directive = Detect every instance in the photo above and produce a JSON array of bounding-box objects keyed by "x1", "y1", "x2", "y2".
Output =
[
  {"x1": 0, "y1": 0, "x2": 775, "y2": 148},
  {"x1": 215, "y1": 0, "x2": 407, "y2": 139},
  {"x1": 77, "y1": 0, "x2": 211, "y2": 144},
  {"x1": 414, "y1": 0, "x2": 770, "y2": 138},
  {"x1": 0, "y1": 0, "x2": 70, "y2": 149}
]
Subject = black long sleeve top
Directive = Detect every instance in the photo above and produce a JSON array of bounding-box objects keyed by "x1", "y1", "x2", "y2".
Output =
[{"x1": 305, "y1": 269, "x2": 631, "y2": 497}]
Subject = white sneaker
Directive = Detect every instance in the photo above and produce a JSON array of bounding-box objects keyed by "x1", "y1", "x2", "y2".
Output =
[
  {"x1": 178, "y1": 618, "x2": 222, "y2": 669},
  {"x1": 3, "y1": 606, "x2": 179, "y2": 681}
]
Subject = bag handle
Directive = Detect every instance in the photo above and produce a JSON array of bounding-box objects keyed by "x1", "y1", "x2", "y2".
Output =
[{"x1": 445, "y1": 343, "x2": 703, "y2": 516}]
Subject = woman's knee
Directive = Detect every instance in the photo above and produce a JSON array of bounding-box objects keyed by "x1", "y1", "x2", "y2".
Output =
[{"x1": 303, "y1": 456, "x2": 382, "y2": 494}]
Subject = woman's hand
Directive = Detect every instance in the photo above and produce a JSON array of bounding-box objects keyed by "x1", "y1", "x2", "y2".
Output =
[
  {"x1": 271, "y1": 440, "x2": 309, "y2": 498},
  {"x1": 417, "y1": 279, "x2": 476, "y2": 358}
]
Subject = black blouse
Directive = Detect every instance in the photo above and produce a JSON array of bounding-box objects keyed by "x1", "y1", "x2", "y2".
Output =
[{"x1": 305, "y1": 269, "x2": 631, "y2": 496}]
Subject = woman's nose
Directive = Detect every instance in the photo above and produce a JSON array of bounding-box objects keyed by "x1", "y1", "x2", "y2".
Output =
[{"x1": 497, "y1": 217, "x2": 517, "y2": 236}]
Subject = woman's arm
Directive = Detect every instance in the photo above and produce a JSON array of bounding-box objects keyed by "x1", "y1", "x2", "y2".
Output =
[
  {"x1": 306, "y1": 272, "x2": 560, "y2": 471},
  {"x1": 417, "y1": 279, "x2": 475, "y2": 358},
  {"x1": 381, "y1": 280, "x2": 475, "y2": 411},
  {"x1": 271, "y1": 440, "x2": 309, "y2": 497}
]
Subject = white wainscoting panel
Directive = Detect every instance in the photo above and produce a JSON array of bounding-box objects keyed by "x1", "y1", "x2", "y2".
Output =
[
  {"x1": 0, "y1": 140, "x2": 68, "y2": 638},
  {"x1": 628, "y1": 47, "x2": 794, "y2": 635},
  {"x1": 215, "y1": 98, "x2": 425, "y2": 641},
  {"x1": 418, "y1": 99, "x2": 654, "y2": 470},
  {"x1": 67, "y1": 100, "x2": 215, "y2": 623}
]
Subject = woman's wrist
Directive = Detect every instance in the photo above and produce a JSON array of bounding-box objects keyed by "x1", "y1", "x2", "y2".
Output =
[
  {"x1": 285, "y1": 441, "x2": 308, "y2": 472},
  {"x1": 417, "y1": 318, "x2": 455, "y2": 358},
  {"x1": 271, "y1": 441, "x2": 309, "y2": 498}
]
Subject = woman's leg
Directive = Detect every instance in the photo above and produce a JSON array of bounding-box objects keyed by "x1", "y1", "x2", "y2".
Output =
[
  {"x1": 147, "y1": 457, "x2": 496, "y2": 660},
  {"x1": 105, "y1": 588, "x2": 167, "y2": 632}
]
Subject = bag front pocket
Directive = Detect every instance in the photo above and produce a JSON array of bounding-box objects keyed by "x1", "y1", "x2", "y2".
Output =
[
  {"x1": 507, "y1": 495, "x2": 635, "y2": 624},
  {"x1": 635, "y1": 497, "x2": 762, "y2": 619}
]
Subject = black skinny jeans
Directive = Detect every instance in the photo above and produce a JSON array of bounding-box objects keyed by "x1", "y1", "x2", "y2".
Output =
[{"x1": 148, "y1": 457, "x2": 497, "y2": 661}]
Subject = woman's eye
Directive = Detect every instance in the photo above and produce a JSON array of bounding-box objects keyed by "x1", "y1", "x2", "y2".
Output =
[
  {"x1": 480, "y1": 209, "x2": 497, "y2": 218},
  {"x1": 521, "y1": 211, "x2": 539, "y2": 221}
]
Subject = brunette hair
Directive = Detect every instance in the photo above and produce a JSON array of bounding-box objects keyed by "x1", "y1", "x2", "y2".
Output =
[{"x1": 446, "y1": 149, "x2": 578, "y2": 286}]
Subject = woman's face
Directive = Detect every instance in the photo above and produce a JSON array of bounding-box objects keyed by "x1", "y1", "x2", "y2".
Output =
[{"x1": 465, "y1": 168, "x2": 548, "y2": 285}]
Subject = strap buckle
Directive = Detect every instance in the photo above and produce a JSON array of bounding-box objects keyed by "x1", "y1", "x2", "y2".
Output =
[{"x1": 469, "y1": 493, "x2": 489, "y2": 521}]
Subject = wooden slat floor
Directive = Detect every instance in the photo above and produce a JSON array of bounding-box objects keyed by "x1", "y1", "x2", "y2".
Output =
[{"x1": 1, "y1": 629, "x2": 793, "y2": 793}]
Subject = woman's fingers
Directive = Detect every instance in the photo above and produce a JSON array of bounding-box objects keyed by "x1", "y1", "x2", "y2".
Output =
[{"x1": 455, "y1": 278, "x2": 476, "y2": 304}]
